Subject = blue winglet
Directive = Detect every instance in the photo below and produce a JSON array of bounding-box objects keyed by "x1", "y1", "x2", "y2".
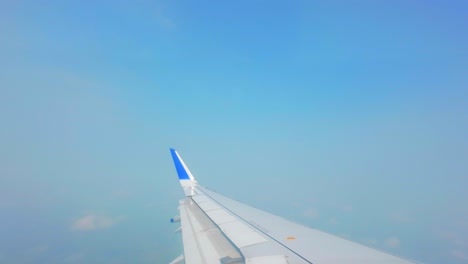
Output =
[{"x1": 170, "y1": 148, "x2": 192, "y2": 180}]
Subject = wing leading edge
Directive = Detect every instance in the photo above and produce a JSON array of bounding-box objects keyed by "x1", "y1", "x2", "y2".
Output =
[{"x1": 168, "y1": 148, "x2": 420, "y2": 264}]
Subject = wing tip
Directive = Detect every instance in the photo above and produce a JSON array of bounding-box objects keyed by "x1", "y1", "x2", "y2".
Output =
[{"x1": 169, "y1": 148, "x2": 195, "y2": 181}]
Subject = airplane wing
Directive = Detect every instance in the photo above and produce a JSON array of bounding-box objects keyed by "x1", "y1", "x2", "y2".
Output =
[{"x1": 168, "y1": 148, "x2": 419, "y2": 264}]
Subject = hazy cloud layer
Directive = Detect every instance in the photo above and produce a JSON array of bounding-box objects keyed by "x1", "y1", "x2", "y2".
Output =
[
  {"x1": 390, "y1": 211, "x2": 412, "y2": 223},
  {"x1": 71, "y1": 214, "x2": 122, "y2": 231},
  {"x1": 450, "y1": 249, "x2": 468, "y2": 261},
  {"x1": 385, "y1": 236, "x2": 401, "y2": 248},
  {"x1": 303, "y1": 208, "x2": 319, "y2": 219},
  {"x1": 328, "y1": 217, "x2": 339, "y2": 225},
  {"x1": 438, "y1": 230, "x2": 468, "y2": 261},
  {"x1": 364, "y1": 238, "x2": 378, "y2": 245}
]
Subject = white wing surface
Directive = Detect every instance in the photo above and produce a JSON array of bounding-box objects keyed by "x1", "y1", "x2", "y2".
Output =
[{"x1": 168, "y1": 148, "x2": 420, "y2": 264}]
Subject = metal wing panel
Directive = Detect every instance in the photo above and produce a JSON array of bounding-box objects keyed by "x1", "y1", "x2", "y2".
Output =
[
  {"x1": 192, "y1": 199, "x2": 222, "y2": 212},
  {"x1": 191, "y1": 194, "x2": 269, "y2": 248},
  {"x1": 216, "y1": 221, "x2": 268, "y2": 248},
  {"x1": 199, "y1": 186, "x2": 419, "y2": 264},
  {"x1": 204, "y1": 209, "x2": 238, "y2": 225},
  {"x1": 246, "y1": 256, "x2": 289, "y2": 264}
]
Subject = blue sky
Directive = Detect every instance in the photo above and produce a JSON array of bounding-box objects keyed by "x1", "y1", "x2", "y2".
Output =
[{"x1": 1, "y1": 0, "x2": 467, "y2": 263}]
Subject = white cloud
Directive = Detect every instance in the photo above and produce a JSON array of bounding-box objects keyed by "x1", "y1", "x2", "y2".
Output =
[
  {"x1": 71, "y1": 214, "x2": 121, "y2": 231},
  {"x1": 450, "y1": 249, "x2": 468, "y2": 261},
  {"x1": 385, "y1": 236, "x2": 400, "y2": 248},
  {"x1": 328, "y1": 217, "x2": 339, "y2": 225},
  {"x1": 25, "y1": 244, "x2": 49, "y2": 259},
  {"x1": 390, "y1": 211, "x2": 412, "y2": 223},
  {"x1": 438, "y1": 230, "x2": 457, "y2": 240},
  {"x1": 154, "y1": 8, "x2": 175, "y2": 29},
  {"x1": 303, "y1": 208, "x2": 319, "y2": 219},
  {"x1": 0, "y1": 200, "x2": 16, "y2": 209},
  {"x1": 112, "y1": 190, "x2": 133, "y2": 199},
  {"x1": 28, "y1": 245, "x2": 49, "y2": 254},
  {"x1": 437, "y1": 230, "x2": 468, "y2": 260},
  {"x1": 364, "y1": 238, "x2": 378, "y2": 245},
  {"x1": 438, "y1": 230, "x2": 466, "y2": 247},
  {"x1": 342, "y1": 205, "x2": 353, "y2": 212},
  {"x1": 64, "y1": 252, "x2": 85, "y2": 263}
]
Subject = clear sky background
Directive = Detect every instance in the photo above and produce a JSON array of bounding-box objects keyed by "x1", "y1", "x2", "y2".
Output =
[{"x1": 1, "y1": 0, "x2": 467, "y2": 263}]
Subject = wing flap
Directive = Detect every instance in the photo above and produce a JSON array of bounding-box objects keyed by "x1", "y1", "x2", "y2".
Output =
[
  {"x1": 191, "y1": 194, "x2": 268, "y2": 248},
  {"x1": 179, "y1": 198, "x2": 207, "y2": 263},
  {"x1": 246, "y1": 255, "x2": 289, "y2": 264},
  {"x1": 179, "y1": 197, "x2": 243, "y2": 263},
  {"x1": 205, "y1": 209, "x2": 238, "y2": 225},
  {"x1": 193, "y1": 200, "x2": 222, "y2": 212},
  {"x1": 218, "y1": 221, "x2": 268, "y2": 248}
]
